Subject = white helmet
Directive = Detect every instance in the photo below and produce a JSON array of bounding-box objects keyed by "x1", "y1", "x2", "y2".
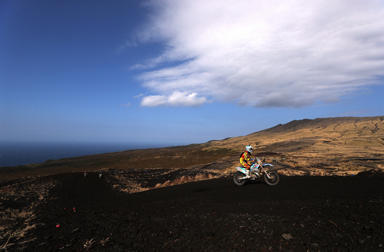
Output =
[{"x1": 245, "y1": 145, "x2": 253, "y2": 153}]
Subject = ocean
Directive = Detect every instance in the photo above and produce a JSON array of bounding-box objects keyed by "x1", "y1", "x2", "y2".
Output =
[{"x1": 0, "y1": 142, "x2": 167, "y2": 167}]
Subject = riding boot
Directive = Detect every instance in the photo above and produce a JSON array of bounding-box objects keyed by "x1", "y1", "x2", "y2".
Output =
[{"x1": 249, "y1": 168, "x2": 255, "y2": 179}]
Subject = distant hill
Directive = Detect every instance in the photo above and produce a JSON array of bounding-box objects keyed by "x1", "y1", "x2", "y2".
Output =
[
  {"x1": 205, "y1": 116, "x2": 384, "y2": 176},
  {"x1": 1, "y1": 116, "x2": 383, "y2": 183},
  {"x1": 208, "y1": 116, "x2": 384, "y2": 148}
]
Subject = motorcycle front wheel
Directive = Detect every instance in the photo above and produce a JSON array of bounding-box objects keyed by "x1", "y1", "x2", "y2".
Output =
[
  {"x1": 233, "y1": 171, "x2": 247, "y2": 186},
  {"x1": 263, "y1": 170, "x2": 280, "y2": 186}
]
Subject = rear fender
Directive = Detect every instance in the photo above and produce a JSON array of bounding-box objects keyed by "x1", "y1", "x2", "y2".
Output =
[{"x1": 236, "y1": 167, "x2": 248, "y2": 174}]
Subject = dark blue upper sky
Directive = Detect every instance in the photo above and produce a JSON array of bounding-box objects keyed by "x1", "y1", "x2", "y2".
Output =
[{"x1": 1, "y1": 0, "x2": 383, "y2": 145}]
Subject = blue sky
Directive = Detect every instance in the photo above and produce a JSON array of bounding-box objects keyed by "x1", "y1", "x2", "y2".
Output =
[{"x1": 1, "y1": 0, "x2": 383, "y2": 145}]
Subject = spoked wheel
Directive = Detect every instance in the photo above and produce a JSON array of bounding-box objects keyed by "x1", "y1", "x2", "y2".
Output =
[
  {"x1": 263, "y1": 170, "x2": 280, "y2": 186},
  {"x1": 233, "y1": 171, "x2": 247, "y2": 186}
]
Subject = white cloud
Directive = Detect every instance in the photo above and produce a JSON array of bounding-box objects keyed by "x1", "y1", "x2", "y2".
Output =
[
  {"x1": 137, "y1": 0, "x2": 384, "y2": 107},
  {"x1": 141, "y1": 91, "x2": 207, "y2": 107},
  {"x1": 141, "y1": 95, "x2": 167, "y2": 107}
]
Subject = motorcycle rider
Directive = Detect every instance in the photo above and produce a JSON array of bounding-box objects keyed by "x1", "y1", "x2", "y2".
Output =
[{"x1": 240, "y1": 145, "x2": 261, "y2": 177}]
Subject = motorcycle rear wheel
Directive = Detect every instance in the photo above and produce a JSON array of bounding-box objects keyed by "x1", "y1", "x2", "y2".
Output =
[
  {"x1": 263, "y1": 171, "x2": 280, "y2": 186},
  {"x1": 233, "y1": 171, "x2": 247, "y2": 186}
]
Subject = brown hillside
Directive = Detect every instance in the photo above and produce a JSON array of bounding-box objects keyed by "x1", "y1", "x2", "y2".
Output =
[
  {"x1": 1, "y1": 116, "x2": 383, "y2": 188},
  {"x1": 205, "y1": 116, "x2": 384, "y2": 176}
]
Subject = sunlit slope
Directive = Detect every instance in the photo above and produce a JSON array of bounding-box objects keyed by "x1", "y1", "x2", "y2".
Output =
[{"x1": 206, "y1": 116, "x2": 384, "y2": 175}]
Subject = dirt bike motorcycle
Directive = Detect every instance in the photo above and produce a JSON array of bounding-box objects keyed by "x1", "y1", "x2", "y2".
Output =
[{"x1": 233, "y1": 159, "x2": 280, "y2": 186}]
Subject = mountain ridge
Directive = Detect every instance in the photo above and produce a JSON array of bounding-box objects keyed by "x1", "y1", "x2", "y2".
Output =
[{"x1": 257, "y1": 116, "x2": 384, "y2": 134}]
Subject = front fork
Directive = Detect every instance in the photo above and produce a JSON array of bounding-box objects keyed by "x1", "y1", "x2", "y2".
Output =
[
  {"x1": 264, "y1": 170, "x2": 272, "y2": 179},
  {"x1": 262, "y1": 164, "x2": 274, "y2": 179},
  {"x1": 250, "y1": 163, "x2": 260, "y2": 173}
]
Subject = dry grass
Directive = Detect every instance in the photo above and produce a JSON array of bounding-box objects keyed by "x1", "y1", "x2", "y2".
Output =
[
  {"x1": 204, "y1": 116, "x2": 384, "y2": 176},
  {"x1": 0, "y1": 179, "x2": 55, "y2": 249}
]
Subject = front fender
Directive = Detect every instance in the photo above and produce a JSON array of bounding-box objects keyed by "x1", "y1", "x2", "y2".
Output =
[{"x1": 262, "y1": 163, "x2": 279, "y2": 172}]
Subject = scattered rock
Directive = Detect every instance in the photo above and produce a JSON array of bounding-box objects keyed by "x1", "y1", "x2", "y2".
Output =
[
  {"x1": 281, "y1": 233, "x2": 293, "y2": 240},
  {"x1": 83, "y1": 238, "x2": 95, "y2": 249},
  {"x1": 100, "y1": 237, "x2": 110, "y2": 246},
  {"x1": 2, "y1": 171, "x2": 384, "y2": 250},
  {"x1": 311, "y1": 243, "x2": 319, "y2": 248}
]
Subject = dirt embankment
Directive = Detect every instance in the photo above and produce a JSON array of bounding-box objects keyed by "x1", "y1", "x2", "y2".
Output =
[{"x1": 1, "y1": 171, "x2": 384, "y2": 250}]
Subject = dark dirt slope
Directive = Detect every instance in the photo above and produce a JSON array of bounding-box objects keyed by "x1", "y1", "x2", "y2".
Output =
[
  {"x1": 0, "y1": 145, "x2": 233, "y2": 182},
  {"x1": 16, "y1": 173, "x2": 384, "y2": 251}
]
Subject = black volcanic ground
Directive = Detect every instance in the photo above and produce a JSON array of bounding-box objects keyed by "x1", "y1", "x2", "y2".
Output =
[{"x1": 2, "y1": 172, "x2": 384, "y2": 250}]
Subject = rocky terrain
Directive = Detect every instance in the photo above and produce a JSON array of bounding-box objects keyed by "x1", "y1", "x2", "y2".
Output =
[
  {"x1": 1, "y1": 171, "x2": 384, "y2": 250},
  {"x1": 1, "y1": 116, "x2": 384, "y2": 250}
]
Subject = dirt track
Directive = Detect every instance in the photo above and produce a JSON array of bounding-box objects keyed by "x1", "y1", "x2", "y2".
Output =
[{"x1": 3, "y1": 172, "x2": 384, "y2": 251}]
